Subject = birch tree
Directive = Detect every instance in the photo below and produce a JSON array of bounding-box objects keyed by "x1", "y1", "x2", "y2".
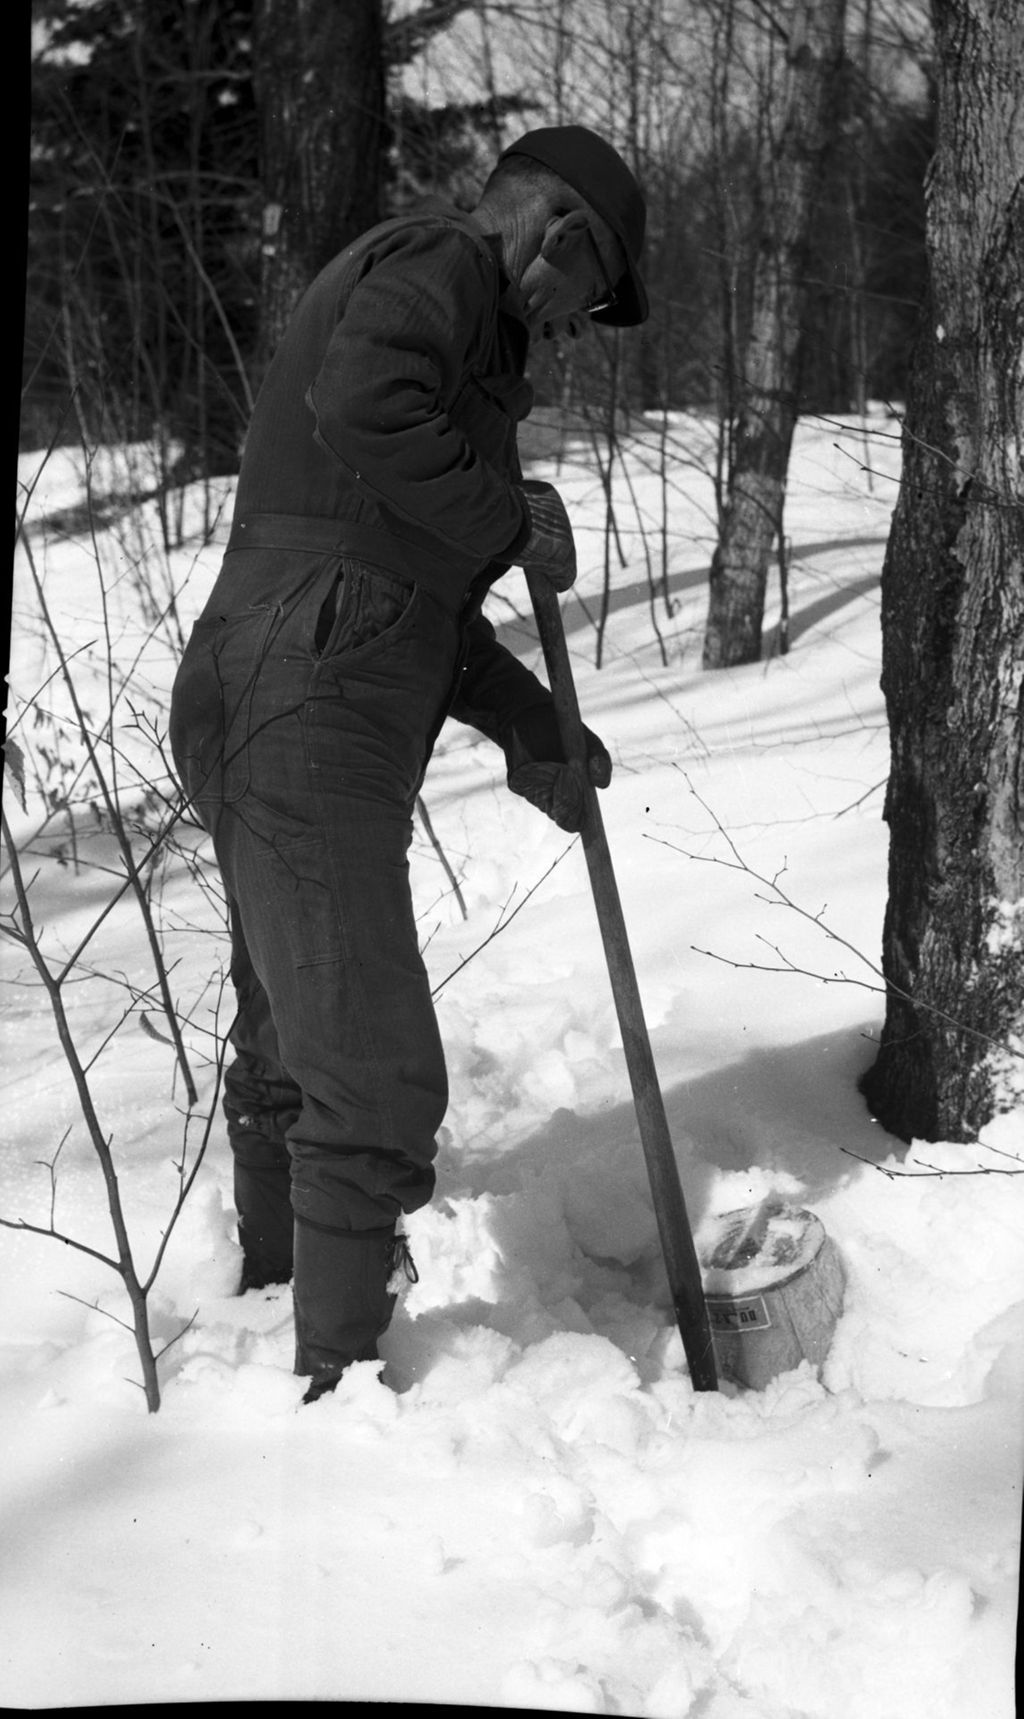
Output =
[{"x1": 702, "y1": 0, "x2": 847, "y2": 668}]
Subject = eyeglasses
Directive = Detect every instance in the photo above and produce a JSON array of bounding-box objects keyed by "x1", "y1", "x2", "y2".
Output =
[{"x1": 581, "y1": 225, "x2": 619, "y2": 317}]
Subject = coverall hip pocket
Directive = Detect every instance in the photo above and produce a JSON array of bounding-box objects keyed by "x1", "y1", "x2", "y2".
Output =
[{"x1": 172, "y1": 602, "x2": 281, "y2": 808}]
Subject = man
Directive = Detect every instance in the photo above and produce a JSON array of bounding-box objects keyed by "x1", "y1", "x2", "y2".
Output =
[{"x1": 170, "y1": 125, "x2": 649, "y2": 1401}]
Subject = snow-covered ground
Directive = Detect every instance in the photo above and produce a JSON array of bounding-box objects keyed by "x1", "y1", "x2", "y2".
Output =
[{"x1": 3, "y1": 415, "x2": 1021, "y2": 1716}]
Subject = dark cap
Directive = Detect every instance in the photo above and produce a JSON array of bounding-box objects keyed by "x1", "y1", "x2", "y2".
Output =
[{"x1": 498, "y1": 125, "x2": 649, "y2": 327}]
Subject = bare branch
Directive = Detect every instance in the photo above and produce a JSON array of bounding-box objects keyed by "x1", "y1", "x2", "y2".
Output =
[
  {"x1": 431, "y1": 840, "x2": 577, "y2": 998},
  {"x1": 416, "y1": 794, "x2": 469, "y2": 921},
  {"x1": 658, "y1": 776, "x2": 1024, "y2": 1063},
  {"x1": 153, "y1": 1309, "x2": 200, "y2": 1365},
  {"x1": 0, "y1": 1216, "x2": 119, "y2": 1272},
  {"x1": 839, "y1": 1145, "x2": 1024, "y2": 1178},
  {"x1": 57, "y1": 1290, "x2": 135, "y2": 1333}
]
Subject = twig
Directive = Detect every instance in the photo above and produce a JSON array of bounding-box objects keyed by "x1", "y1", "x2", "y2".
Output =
[
  {"x1": 0, "y1": 1217, "x2": 119, "y2": 1272},
  {"x1": 144, "y1": 984, "x2": 230, "y2": 1293},
  {"x1": 15, "y1": 525, "x2": 198, "y2": 1103},
  {"x1": 57, "y1": 1290, "x2": 135, "y2": 1332},
  {"x1": 657, "y1": 775, "x2": 1024, "y2": 1063},
  {"x1": 839, "y1": 1145, "x2": 1024, "y2": 1178},
  {"x1": 416, "y1": 794, "x2": 468, "y2": 920},
  {"x1": 431, "y1": 840, "x2": 577, "y2": 998},
  {"x1": 154, "y1": 1308, "x2": 200, "y2": 1365}
]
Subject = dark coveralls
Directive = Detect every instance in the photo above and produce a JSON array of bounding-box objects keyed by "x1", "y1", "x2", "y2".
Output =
[{"x1": 170, "y1": 202, "x2": 557, "y2": 1365}]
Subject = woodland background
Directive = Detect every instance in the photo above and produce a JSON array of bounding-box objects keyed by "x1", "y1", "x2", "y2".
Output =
[
  {"x1": 11, "y1": 0, "x2": 1024, "y2": 1305},
  {"x1": 24, "y1": 0, "x2": 932, "y2": 475}
]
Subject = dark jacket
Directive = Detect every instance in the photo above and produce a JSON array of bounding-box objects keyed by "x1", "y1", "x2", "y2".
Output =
[
  {"x1": 229, "y1": 199, "x2": 552, "y2": 745},
  {"x1": 231, "y1": 201, "x2": 533, "y2": 612}
]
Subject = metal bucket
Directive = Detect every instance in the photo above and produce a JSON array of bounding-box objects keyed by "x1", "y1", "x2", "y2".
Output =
[{"x1": 700, "y1": 1200, "x2": 845, "y2": 1390}]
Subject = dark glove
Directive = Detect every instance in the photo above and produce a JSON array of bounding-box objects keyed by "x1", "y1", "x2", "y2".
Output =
[
  {"x1": 502, "y1": 704, "x2": 611, "y2": 833},
  {"x1": 518, "y1": 479, "x2": 577, "y2": 592}
]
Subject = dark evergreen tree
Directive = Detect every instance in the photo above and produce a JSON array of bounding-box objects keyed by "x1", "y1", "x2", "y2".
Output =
[
  {"x1": 27, "y1": 0, "x2": 258, "y2": 472},
  {"x1": 25, "y1": 0, "x2": 512, "y2": 472},
  {"x1": 799, "y1": 76, "x2": 932, "y2": 412},
  {"x1": 252, "y1": 0, "x2": 385, "y2": 372}
]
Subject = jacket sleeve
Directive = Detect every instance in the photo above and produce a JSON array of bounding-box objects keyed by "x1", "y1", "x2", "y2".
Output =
[
  {"x1": 448, "y1": 613, "x2": 554, "y2": 747},
  {"x1": 306, "y1": 221, "x2": 530, "y2": 567}
]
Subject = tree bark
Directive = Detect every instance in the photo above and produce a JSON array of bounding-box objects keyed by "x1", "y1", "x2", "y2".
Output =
[
  {"x1": 253, "y1": 0, "x2": 385, "y2": 372},
  {"x1": 703, "y1": 0, "x2": 846, "y2": 668},
  {"x1": 860, "y1": 0, "x2": 1024, "y2": 1142}
]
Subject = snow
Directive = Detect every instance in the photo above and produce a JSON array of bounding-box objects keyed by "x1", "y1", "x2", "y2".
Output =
[{"x1": 3, "y1": 414, "x2": 1022, "y2": 1716}]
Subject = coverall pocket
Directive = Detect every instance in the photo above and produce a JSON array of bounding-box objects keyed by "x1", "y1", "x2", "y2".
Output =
[
  {"x1": 315, "y1": 559, "x2": 417, "y2": 661},
  {"x1": 173, "y1": 602, "x2": 280, "y2": 807}
]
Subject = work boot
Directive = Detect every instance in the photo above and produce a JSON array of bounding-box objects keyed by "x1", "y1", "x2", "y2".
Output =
[
  {"x1": 238, "y1": 1255, "x2": 292, "y2": 1294},
  {"x1": 293, "y1": 1219, "x2": 418, "y2": 1403},
  {"x1": 236, "y1": 1200, "x2": 293, "y2": 1294},
  {"x1": 228, "y1": 1114, "x2": 295, "y2": 1290}
]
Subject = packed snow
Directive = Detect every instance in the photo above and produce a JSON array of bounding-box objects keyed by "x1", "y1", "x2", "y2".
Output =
[{"x1": 3, "y1": 413, "x2": 1022, "y2": 1716}]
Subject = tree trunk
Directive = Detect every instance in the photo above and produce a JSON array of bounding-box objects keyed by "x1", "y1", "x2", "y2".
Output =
[
  {"x1": 860, "y1": 0, "x2": 1024, "y2": 1143},
  {"x1": 703, "y1": 0, "x2": 847, "y2": 668},
  {"x1": 253, "y1": 0, "x2": 385, "y2": 372}
]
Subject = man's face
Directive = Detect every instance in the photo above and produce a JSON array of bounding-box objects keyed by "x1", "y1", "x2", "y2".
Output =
[{"x1": 519, "y1": 208, "x2": 624, "y2": 342}]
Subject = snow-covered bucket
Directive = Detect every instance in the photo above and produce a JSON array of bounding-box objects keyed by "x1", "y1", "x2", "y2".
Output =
[{"x1": 699, "y1": 1198, "x2": 845, "y2": 1390}]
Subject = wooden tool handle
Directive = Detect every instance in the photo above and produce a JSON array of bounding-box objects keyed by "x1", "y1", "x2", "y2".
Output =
[{"x1": 526, "y1": 570, "x2": 717, "y2": 1392}]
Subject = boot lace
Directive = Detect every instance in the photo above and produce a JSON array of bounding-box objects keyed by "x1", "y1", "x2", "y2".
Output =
[{"x1": 386, "y1": 1232, "x2": 419, "y2": 1292}]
